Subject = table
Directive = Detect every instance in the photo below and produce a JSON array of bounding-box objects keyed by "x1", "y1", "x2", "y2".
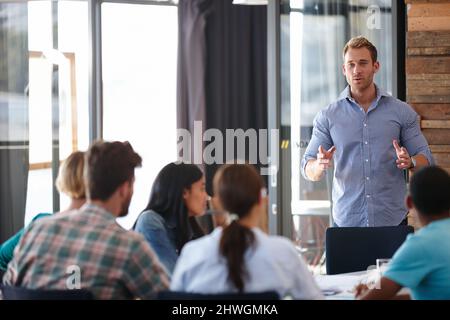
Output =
[
  {"x1": 315, "y1": 271, "x2": 410, "y2": 300},
  {"x1": 315, "y1": 271, "x2": 366, "y2": 300}
]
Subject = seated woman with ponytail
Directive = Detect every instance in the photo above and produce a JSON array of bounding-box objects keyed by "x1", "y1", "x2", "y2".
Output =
[{"x1": 170, "y1": 164, "x2": 323, "y2": 299}]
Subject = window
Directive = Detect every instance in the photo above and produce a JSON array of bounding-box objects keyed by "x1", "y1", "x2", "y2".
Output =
[
  {"x1": 1, "y1": 0, "x2": 177, "y2": 241},
  {"x1": 0, "y1": 0, "x2": 90, "y2": 229},
  {"x1": 25, "y1": 0, "x2": 89, "y2": 225},
  {"x1": 101, "y1": 2, "x2": 178, "y2": 229}
]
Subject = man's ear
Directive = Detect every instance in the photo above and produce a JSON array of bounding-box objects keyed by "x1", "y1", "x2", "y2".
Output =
[
  {"x1": 342, "y1": 64, "x2": 346, "y2": 76},
  {"x1": 373, "y1": 61, "x2": 380, "y2": 73},
  {"x1": 117, "y1": 182, "x2": 126, "y2": 198},
  {"x1": 405, "y1": 195, "x2": 414, "y2": 210},
  {"x1": 118, "y1": 180, "x2": 131, "y2": 198}
]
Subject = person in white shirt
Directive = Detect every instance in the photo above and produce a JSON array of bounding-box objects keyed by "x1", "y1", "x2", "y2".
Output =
[{"x1": 170, "y1": 164, "x2": 323, "y2": 299}]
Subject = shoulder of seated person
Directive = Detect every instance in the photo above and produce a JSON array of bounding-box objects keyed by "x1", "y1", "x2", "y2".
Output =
[
  {"x1": 25, "y1": 213, "x2": 52, "y2": 228},
  {"x1": 179, "y1": 232, "x2": 216, "y2": 252},
  {"x1": 398, "y1": 231, "x2": 428, "y2": 251},
  {"x1": 32, "y1": 211, "x2": 69, "y2": 225},
  {"x1": 255, "y1": 231, "x2": 297, "y2": 252},
  {"x1": 253, "y1": 228, "x2": 285, "y2": 241},
  {"x1": 136, "y1": 210, "x2": 166, "y2": 227},
  {"x1": 31, "y1": 212, "x2": 52, "y2": 221},
  {"x1": 122, "y1": 231, "x2": 159, "y2": 254}
]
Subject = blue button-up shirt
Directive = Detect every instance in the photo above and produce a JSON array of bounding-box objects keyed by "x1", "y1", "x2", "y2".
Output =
[{"x1": 301, "y1": 85, "x2": 434, "y2": 227}]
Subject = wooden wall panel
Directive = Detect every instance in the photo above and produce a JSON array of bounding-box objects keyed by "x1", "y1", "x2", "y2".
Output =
[
  {"x1": 408, "y1": 3, "x2": 450, "y2": 17},
  {"x1": 406, "y1": 57, "x2": 450, "y2": 74},
  {"x1": 412, "y1": 104, "x2": 450, "y2": 119},
  {"x1": 407, "y1": 0, "x2": 450, "y2": 169},
  {"x1": 433, "y1": 153, "x2": 450, "y2": 166},
  {"x1": 407, "y1": 31, "x2": 450, "y2": 48},
  {"x1": 421, "y1": 120, "x2": 450, "y2": 128},
  {"x1": 406, "y1": 0, "x2": 450, "y2": 3},
  {"x1": 408, "y1": 78, "x2": 450, "y2": 89},
  {"x1": 422, "y1": 129, "x2": 450, "y2": 144},
  {"x1": 407, "y1": 95, "x2": 450, "y2": 104},
  {"x1": 409, "y1": 86, "x2": 450, "y2": 96},
  {"x1": 429, "y1": 145, "x2": 450, "y2": 153},
  {"x1": 408, "y1": 17, "x2": 450, "y2": 31},
  {"x1": 408, "y1": 47, "x2": 450, "y2": 55}
]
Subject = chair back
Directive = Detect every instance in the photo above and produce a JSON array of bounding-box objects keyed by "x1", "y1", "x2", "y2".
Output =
[
  {"x1": 157, "y1": 290, "x2": 279, "y2": 300},
  {"x1": 325, "y1": 226, "x2": 414, "y2": 275},
  {"x1": 0, "y1": 285, "x2": 94, "y2": 300}
]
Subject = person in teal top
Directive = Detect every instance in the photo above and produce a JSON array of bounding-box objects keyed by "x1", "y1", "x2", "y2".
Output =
[
  {"x1": 0, "y1": 150, "x2": 87, "y2": 272},
  {"x1": 0, "y1": 213, "x2": 51, "y2": 271},
  {"x1": 356, "y1": 166, "x2": 450, "y2": 300}
]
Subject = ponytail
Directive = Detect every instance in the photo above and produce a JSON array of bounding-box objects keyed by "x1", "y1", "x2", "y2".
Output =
[
  {"x1": 219, "y1": 221, "x2": 256, "y2": 292},
  {"x1": 216, "y1": 164, "x2": 264, "y2": 292}
]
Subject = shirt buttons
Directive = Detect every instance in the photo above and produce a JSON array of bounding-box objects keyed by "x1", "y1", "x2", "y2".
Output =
[
  {"x1": 366, "y1": 195, "x2": 371, "y2": 198},
  {"x1": 365, "y1": 159, "x2": 369, "y2": 162},
  {"x1": 366, "y1": 177, "x2": 370, "y2": 180},
  {"x1": 363, "y1": 123, "x2": 367, "y2": 127}
]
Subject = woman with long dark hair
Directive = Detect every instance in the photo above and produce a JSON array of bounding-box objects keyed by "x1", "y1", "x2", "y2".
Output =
[
  {"x1": 134, "y1": 162, "x2": 207, "y2": 274},
  {"x1": 170, "y1": 164, "x2": 323, "y2": 299}
]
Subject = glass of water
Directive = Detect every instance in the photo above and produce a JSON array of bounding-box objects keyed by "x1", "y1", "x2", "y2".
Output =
[{"x1": 376, "y1": 258, "x2": 391, "y2": 275}]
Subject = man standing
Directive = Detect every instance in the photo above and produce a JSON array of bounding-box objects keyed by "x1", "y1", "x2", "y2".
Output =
[
  {"x1": 301, "y1": 36, "x2": 433, "y2": 227},
  {"x1": 3, "y1": 141, "x2": 169, "y2": 299}
]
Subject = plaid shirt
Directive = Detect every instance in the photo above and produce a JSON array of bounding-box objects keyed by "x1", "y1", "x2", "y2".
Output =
[{"x1": 2, "y1": 204, "x2": 169, "y2": 299}]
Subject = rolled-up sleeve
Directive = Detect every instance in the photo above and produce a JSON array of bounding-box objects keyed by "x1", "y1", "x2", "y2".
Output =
[
  {"x1": 301, "y1": 109, "x2": 333, "y2": 180},
  {"x1": 401, "y1": 105, "x2": 434, "y2": 165}
]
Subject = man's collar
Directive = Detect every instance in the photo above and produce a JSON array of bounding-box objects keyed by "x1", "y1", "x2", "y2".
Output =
[
  {"x1": 81, "y1": 203, "x2": 117, "y2": 221},
  {"x1": 376, "y1": 85, "x2": 390, "y2": 99},
  {"x1": 337, "y1": 85, "x2": 352, "y2": 101},
  {"x1": 338, "y1": 84, "x2": 390, "y2": 102}
]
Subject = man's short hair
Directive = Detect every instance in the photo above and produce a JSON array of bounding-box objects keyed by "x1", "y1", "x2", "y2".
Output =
[
  {"x1": 343, "y1": 36, "x2": 377, "y2": 63},
  {"x1": 410, "y1": 166, "x2": 450, "y2": 217},
  {"x1": 86, "y1": 140, "x2": 142, "y2": 201}
]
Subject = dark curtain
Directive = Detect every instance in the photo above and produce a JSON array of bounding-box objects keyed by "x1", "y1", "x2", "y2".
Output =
[
  {"x1": 177, "y1": 0, "x2": 267, "y2": 194},
  {"x1": 0, "y1": 3, "x2": 29, "y2": 242},
  {"x1": 204, "y1": 0, "x2": 267, "y2": 194},
  {"x1": 177, "y1": 0, "x2": 211, "y2": 162}
]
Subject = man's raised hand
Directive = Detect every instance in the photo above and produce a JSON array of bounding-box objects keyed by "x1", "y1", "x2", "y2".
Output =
[
  {"x1": 393, "y1": 140, "x2": 412, "y2": 170},
  {"x1": 316, "y1": 145, "x2": 336, "y2": 171}
]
